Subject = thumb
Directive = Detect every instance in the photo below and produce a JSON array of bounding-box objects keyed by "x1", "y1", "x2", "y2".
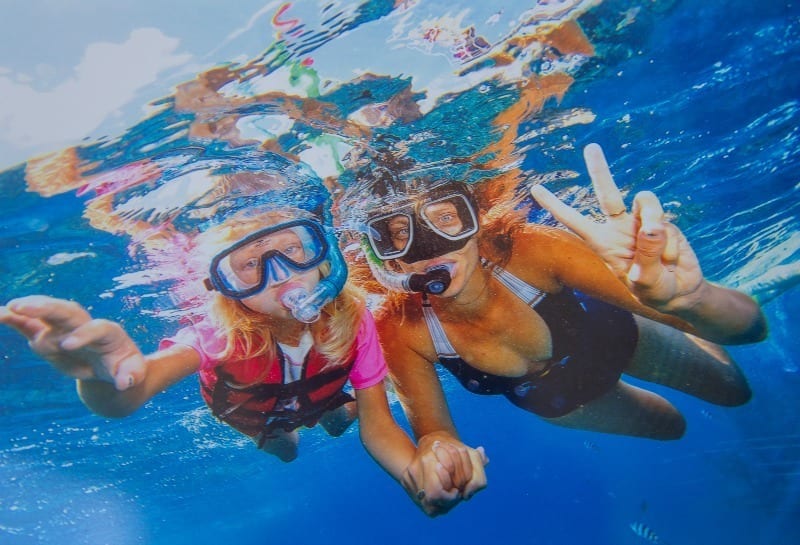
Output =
[
  {"x1": 476, "y1": 446, "x2": 489, "y2": 466},
  {"x1": 627, "y1": 226, "x2": 667, "y2": 286}
]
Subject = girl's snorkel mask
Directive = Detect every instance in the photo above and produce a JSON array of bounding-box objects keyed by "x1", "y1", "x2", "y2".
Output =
[{"x1": 191, "y1": 155, "x2": 346, "y2": 323}]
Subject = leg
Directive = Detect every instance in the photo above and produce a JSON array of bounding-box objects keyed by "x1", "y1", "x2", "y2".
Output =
[
  {"x1": 254, "y1": 428, "x2": 299, "y2": 462},
  {"x1": 319, "y1": 400, "x2": 358, "y2": 437},
  {"x1": 627, "y1": 315, "x2": 751, "y2": 406},
  {"x1": 545, "y1": 380, "x2": 686, "y2": 440}
]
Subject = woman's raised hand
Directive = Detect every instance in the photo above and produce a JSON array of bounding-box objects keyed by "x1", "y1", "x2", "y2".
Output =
[
  {"x1": 530, "y1": 143, "x2": 706, "y2": 313},
  {"x1": 0, "y1": 295, "x2": 146, "y2": 390}
]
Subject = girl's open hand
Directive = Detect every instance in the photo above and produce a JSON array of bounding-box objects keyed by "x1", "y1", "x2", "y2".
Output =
[{"x1": 0, "y1": 295, "x2": 146, "y2": 390}]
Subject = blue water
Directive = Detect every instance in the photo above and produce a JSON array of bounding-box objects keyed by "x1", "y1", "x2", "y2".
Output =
[{"x1": 1, "y1": 1, "x2": 799, "y2": 544}]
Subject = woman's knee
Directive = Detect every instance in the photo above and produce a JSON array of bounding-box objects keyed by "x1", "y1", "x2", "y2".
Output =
[
  {"x1": 649, "y1": 410, "x2": 686, "y2": 440},
  {"x1": 711, "y1": 374, "x2": 752, "y2": 406}
]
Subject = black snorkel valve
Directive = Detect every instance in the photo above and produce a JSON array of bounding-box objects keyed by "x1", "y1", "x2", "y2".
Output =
[
  {"x1": 406, "y1": 266, "x2": 451, "y2": 295},
  {"x1": 366, "y1": 259, "x2": 452, "y2": 295}
]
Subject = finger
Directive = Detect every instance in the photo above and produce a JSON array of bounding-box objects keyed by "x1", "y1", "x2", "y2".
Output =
[
  {"x1": 584, "y1": 143, "x2": 626, "y2": 217},
  {"x1": 433, "y1": 461, "x2": 455, "y2": 492},
  {"x1": 58, "y1": 319, "x2": 144, "y2": 389},
  {"x1": 632, "y1": 191, "x2": 665, "y2": 234},
  {"x1": 433, "y1": 442, "x2": 468, "y2": 489},
  {"x1": 476, "y1": 445, "x2": 489, "y2": 466},
  {"x1": 7, "y1": 296, "x2": 91, "y2": 332},
  {"x1": 627, "y1": 226, "x2": 668, "y2": 287},
  {"x1": 0, "y1": 305, "x2": 48, "y2": 340},
  {"x1": 461, "y1": 448, "x2": 489, "y2": 499},
  {"x1": 530, "y1": 185, "x2": 597, "y2": 240},
  {"x1": 663, "y1": 222, "x2": 681, "y2": 266},
  {"x1": 401, "y1": 465, "x2": 421, "y2": 499},
  {"x1": 431, "y1": 441, "x2": 456, "y2": 474},
  {"x1": 59, "y1": 319, "x2": 118, "y2": 351},
  {"x1": 114, "y1": 357, "x2": 147, "y2": 391},
  {"x1": 422, "y1": 487, "x2": 460, "y2": 517}
]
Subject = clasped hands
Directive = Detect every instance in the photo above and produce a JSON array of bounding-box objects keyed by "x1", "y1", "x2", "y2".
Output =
[{"x1": 401, "y1": 431, "x2": 488, "y2": 517}]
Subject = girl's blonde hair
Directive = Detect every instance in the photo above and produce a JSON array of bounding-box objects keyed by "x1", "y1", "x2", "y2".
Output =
[{"x1": 195, "y1": 209, "x2": 364, "y2": 380}]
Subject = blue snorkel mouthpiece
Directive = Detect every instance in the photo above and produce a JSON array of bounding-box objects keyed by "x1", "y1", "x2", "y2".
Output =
[{"x1": 280, "y1": 229, "x2": 348, "y2": 323}]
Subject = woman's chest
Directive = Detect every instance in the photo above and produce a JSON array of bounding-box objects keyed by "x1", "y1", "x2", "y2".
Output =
[{"x1": 437, "y1": 298, "x2": 554, "y2": 378}]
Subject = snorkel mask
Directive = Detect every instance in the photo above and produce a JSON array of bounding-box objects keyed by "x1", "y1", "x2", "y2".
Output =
[
  {"x1": 194, "y1": 154, "x2": 346, "y2": 323},
  {"x1": 362, "y1": 182, "x2": 479, "y2": 295},
  {"x1": 204, "y1": 217, "x2": 346, "y2": 322}
]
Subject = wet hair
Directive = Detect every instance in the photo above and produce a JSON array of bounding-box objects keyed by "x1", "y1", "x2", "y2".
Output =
[{"x1": 472, "y1": 176, "x2": 529, "y2": 268}]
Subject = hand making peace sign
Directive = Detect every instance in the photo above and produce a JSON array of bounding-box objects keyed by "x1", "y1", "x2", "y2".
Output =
[{"x1": 530, "y1": 143, "x2": 706, "y2": 313}]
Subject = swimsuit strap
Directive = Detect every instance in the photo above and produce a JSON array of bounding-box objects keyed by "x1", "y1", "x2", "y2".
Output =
[
  {"x1": 421, "y1": 293, "x2": 459, "y2": 359},
  {"x1": 421, "y1": 260, "x2": 547, "y2": 362},
  {"x1": 482, "y1": 257, "x2": 546, "y2": 308}
]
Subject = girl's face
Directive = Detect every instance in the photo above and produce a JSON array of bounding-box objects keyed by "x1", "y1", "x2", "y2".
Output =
[
  {"x1": 206, "y1": 215, "x2": 328, "y2": 319},
  {"x1": 239, "y1": 266, "x2": 322, "y2": 318},
  {"x1": 226, "y1": 228, "x2": 310, "y2": 286},
  {"x1": 228, "y1": 227, "x2": 322, "y2": 318}
]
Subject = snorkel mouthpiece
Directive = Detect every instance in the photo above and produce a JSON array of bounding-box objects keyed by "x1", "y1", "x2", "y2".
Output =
[
  {"x1": 280, "y1": 229, "x2": 348, "y2": 323},
  {"x1": 366, "y1": 257, "x2": 453, "y2": 295},
  {"x1": 280, "y1": 287, "x2": 320, "y2": 323},
  {"x1": 407, "y1": 266, "x2": 452, "y2": 295}
]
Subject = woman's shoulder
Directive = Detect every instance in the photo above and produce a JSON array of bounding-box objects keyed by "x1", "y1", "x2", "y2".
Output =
[
  {"x1": 512, "y1": 223, "x2": 581, "y2": 244},
  {"x1": 502, "y1": 224, "x2": 590, "y2": 291}
]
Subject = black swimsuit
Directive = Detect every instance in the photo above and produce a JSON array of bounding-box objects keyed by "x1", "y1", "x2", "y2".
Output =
[{"x1": 422, "y1": 261, "x2": 638, "y2": 418}]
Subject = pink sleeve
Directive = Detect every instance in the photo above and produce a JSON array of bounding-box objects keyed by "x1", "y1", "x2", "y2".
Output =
[
  {"x1": 347, "y1": 309, "x2": 389, "y2": 390},
  {"x1": 158, "y1": 318, "x2": 225, "y2": 369}
]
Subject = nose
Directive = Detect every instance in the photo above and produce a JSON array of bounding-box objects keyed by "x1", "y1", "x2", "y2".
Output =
[{"x1": 264, "y1": 258, "x2": 293, "y2": 286}]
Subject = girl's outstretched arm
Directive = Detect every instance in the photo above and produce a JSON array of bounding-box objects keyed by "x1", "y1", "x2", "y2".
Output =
[{"x1": 0, "y1": 295, "x2": 200, "y2": 416}]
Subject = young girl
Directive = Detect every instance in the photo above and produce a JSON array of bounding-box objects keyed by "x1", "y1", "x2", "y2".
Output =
[{"x1": 0, "y1": 167, "x2": 487, "y2": 516}]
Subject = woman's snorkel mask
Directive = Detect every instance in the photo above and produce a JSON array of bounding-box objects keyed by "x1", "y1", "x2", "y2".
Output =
[
  {"x1": 361, "y1": 181, "x2": 479, "y2": 295},
  {"x1": 193, "y1": 156, "x2": 346, "y2": 323}
]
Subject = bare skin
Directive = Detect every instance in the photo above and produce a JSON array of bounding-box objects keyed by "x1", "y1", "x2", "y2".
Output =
[
  {"x1": 1, "y1": 291, "x2": 488, "y2": 516},
  {"x1": 377, "y1": 143, "x2": 766, "y2": 456}
]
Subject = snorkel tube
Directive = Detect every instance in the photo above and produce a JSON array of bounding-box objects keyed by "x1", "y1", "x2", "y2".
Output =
[
  {"x1": 280, "y1": 228, "x2": 348, "y2": 323},
  {"x1": 363, "y1": 243, "x2": 452, "y2": 295}
]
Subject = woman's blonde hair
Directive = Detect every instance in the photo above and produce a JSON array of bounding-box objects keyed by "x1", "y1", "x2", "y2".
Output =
[{"x1": 195, "y1": 209, "x2": 364, "y2": 380}]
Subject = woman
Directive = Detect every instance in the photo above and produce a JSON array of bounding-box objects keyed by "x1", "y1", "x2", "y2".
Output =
[
  {"x1": 349, "y1": 143, "x2": 766, "y2": 445},
  {"x1": 0, "y1": 166, "x2": 487, "y2": 516}
]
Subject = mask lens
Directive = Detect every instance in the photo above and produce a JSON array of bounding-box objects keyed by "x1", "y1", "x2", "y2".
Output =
[
  {"x1": 366, "y1": 210, "x2": 414, "y2": 259},
  {"x1": 210, "y1": 220, "x2": 328, "y2": 298},
  {"x1": 420, "y1": 193, "x2": 478, "y2": 240}
]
